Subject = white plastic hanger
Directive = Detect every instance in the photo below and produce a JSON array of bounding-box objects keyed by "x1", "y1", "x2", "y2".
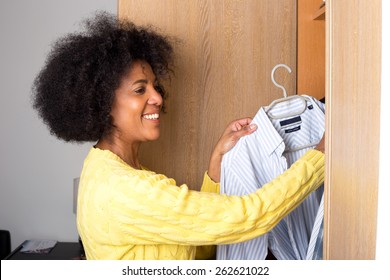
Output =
[
  {"x1": 266, "y1": 64, "x2": 321, "y2": 152},
  {"x1": 265, "y1": 64, "x2": 307, "y2": 119}
]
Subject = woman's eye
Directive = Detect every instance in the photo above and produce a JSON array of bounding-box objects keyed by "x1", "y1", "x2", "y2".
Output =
[{"x1": 134, "y1": 87, "x2": 146, "y2": 95}]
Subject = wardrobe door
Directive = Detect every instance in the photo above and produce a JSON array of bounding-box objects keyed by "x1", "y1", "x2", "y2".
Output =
[
  {"x1": 119, "y1": 0, "x2": 297, "y2": 189},
  {"x1": 324, "y1": 0, "x2": 381, "y2": 259}
]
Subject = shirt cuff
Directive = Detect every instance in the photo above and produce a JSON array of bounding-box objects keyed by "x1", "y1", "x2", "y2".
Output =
[{"x1": 200, "y1": 172, "x2": 220, "y2": 194}]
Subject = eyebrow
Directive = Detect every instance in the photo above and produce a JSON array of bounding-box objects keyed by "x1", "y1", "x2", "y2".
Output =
[
  {"x1": 132, "y1": 78, "x2": 159, "y2": 86},
  {"x1": 132, "y1": 79, "x2": 148, "y2": 86}
]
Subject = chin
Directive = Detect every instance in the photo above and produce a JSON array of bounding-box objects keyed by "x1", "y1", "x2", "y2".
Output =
[{"x1": 148, "y1": 133, "x2": 160, "y2": 141}]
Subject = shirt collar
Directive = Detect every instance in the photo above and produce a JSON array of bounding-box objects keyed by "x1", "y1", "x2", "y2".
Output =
[{"x1": 250, "y1": 107, "x2": 286, "y2": 157}]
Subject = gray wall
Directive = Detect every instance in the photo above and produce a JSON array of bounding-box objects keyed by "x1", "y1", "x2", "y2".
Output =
[{"x1": 0, "y1": 0, "x2": 117, "y2": 250}]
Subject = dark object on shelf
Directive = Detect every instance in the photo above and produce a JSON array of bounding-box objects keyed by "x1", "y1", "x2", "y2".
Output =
[{"x1": 0, "y1": 230, "x2": 11, "y2": 259}]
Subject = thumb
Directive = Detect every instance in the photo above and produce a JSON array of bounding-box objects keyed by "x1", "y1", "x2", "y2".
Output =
[{"x1": 234, "y1": 123, "x2": 257, "y2": 138}]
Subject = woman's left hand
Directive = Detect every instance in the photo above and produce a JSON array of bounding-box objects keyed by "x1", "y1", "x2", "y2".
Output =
[
  {"x1": 208, "y1": 118, "x2": 257, "y2": 182},
  {"x1": 215, "y1": 118, "x2": 257, "y2": 155}
]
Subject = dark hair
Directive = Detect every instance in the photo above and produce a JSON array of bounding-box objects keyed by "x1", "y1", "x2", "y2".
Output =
[{"x1": 32, "y1": 11, "x2": 174, "y2": 142}]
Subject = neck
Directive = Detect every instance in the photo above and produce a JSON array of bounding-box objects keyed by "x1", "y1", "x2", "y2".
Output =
[{"x1": 96, "y1": 136, "x2": 141, "y2": 169}]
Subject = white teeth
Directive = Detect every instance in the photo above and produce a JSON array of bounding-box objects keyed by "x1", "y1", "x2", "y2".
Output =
[{"x1": 143, "y1": 113, "x2": 159, "y2": 120}]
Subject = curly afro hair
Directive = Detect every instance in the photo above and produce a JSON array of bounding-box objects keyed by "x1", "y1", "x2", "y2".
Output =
[{"x1": 32, "y1": 11, "x2": 174, "y2": 142}]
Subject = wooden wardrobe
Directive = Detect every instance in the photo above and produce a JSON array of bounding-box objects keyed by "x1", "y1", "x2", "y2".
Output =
[{"x1": 118, "y1": 0, "x2": 381, "y2": 260}]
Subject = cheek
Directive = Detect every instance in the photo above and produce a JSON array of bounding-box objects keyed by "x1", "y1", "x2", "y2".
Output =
[
  {"x1": 115, "y1": 100, "x2": 143, "y2": 121},
  {"x1": 128, "y1": 100, "x2": 143, "y2": 114}
]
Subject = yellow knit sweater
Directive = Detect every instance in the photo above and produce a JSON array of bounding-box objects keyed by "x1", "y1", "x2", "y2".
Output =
[{"x1": 77, "y1": 147, "x2": 324, "y2": 260}]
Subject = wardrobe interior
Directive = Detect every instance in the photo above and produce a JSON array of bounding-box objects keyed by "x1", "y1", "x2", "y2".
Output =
[{"x1": 118, "y1": 0, "x2": 381, "y2": 259}]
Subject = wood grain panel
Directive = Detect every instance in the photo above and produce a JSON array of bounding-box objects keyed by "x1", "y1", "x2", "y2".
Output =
[
  {"x1": 119, "y1": 0, "x2": 296, "y2": 189},
  {"x1": 297, "y1": 0, "x2": 325, "y2": 100},
  {"x1": 324, "y1": 0, "x2": 381, "y2": 259}
]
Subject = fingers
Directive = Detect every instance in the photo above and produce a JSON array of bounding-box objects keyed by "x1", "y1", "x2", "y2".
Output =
[
  {"x1": 234, "y1": 117, "x2": 252, "y2": 128},
  {"x1": 214, "y1": 118, "x2": 258, "y2": 157},
  {"x1": 243, "y1": 123, "x2": 258, "y2": 134},
  {"x1": 231, "y1": 117, "x2": 253, "y2": 132},
  {"x1": 233, "y1": 123, "x2": 257, "y2": 139}
]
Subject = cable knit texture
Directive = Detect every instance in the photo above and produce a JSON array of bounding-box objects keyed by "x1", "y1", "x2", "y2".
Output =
[{"x1": 77, "y1": 147, "x2": 324, "y2": 260}]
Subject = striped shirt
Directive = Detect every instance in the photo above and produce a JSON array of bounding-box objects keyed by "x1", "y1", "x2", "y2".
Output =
[{"x1": 217, "y1": 95, "x2": 325, "y2": 260}]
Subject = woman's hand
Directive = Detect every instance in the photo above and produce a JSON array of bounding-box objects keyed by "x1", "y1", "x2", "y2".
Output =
[{"x1": 207, "y1": 118, "x2": 257, "y2": 182}]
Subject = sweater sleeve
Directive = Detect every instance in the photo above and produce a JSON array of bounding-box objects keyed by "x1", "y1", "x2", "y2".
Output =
[
  {"x1": 104, "y1": 149, "x2": 324, "y2": 246},
  {"x1": 195, "y1": 172, "x2": 220, "y2": 259}
]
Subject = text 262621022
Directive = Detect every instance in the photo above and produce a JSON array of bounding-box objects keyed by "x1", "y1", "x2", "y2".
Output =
[{"x1": 215, "y1": 266, "x2": 270, "y2": 276}]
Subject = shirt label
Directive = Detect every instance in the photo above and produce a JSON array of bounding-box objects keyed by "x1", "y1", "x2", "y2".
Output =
[
  {"x1": 285, "y1": 126, "x2": 301, "y2": 133},
  {"x1": 280, "y1": 116, "x2": 302, "y2": 128}
]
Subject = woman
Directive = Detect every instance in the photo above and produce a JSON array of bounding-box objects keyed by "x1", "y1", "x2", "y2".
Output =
[{"x1": 32, "y1": 12, "x2": 325, "y2": 260}]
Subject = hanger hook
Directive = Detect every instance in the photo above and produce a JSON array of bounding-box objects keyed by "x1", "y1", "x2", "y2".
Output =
[{"x1": 271, "y1": 64, "x2": 292, "y2": 98}]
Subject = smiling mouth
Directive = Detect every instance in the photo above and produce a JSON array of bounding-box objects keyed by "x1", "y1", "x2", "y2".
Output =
[{"x1": 142, "y1": 113, "x2": 160, "y2": 120}]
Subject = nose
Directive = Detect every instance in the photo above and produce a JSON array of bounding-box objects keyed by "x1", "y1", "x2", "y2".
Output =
[{"x1": 148, "y1": 87, "x2": 163, "y2": 107}]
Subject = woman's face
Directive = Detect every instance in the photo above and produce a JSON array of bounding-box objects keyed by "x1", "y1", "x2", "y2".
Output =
[{"x1": 110, "y1": 60, "x2": 163, "y2": 144}]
